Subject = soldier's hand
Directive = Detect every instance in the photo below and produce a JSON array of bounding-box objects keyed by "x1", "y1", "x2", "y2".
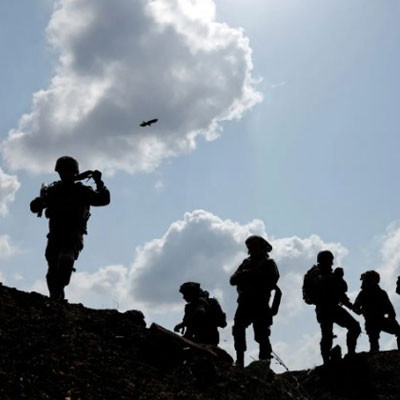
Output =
[
  {"x1": 92, "y1": 170, "x2": 102, "y2": 182},
  {"x1": 174, "y1": 323, "x2": 185, "y2": 333}
]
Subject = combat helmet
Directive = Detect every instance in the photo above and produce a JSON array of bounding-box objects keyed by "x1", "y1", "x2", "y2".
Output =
[
  {"x1": 245, "y1": 235, "x2": 273, "y2": 253},
  {"x1": 179, "y1": 282, "x2": 201, "y2": 295},
  {"x1": 360, "y1": 270, "x2": 380, "y2": 285},
  {"x1": 55, "y1": 156, "x2": 79, "y2": 174},
  {"x1": 317, "y1": 250, "x2": 334, "y2": 264}
]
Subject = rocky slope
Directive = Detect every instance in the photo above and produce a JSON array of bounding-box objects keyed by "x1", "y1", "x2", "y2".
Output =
[{"x1": 0, "y1": 284, "x2": 398, "y2": 399}]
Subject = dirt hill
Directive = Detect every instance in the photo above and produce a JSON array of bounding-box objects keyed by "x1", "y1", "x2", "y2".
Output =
[{"x1": 0, "y1": 284, "x2": 398, "y2": 399}]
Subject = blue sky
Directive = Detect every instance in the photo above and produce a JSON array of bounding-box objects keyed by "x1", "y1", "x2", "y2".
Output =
[{"x1": 1, "y1": 0, "x2": 400, "y2": 370}]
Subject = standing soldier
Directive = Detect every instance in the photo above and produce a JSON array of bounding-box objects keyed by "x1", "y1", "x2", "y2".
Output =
[
  {"x1": 230, "y1": 236, "x2": 281, "y2": 368},
  {"x1": 354, "y1": 270, "x2": 400, "y2": 352},
  {"x1": 303, "y1": 250, "x2": 361, "y2": 364},
  {"x1": 30, "y1": 156, "x2": 110, "y2": 301},
  {"x1": 174, "y1": 282, "x2": 227, "y2": 346}
]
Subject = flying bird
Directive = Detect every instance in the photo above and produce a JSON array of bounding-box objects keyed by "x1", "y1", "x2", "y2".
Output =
[{"x1": 140, "y1": 118, "x2": 158, "y2": 127}]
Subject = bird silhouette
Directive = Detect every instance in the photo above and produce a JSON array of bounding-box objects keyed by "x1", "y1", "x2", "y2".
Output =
[{"x1": 140, "y1": 118, "x2": 158, "y2": 127}]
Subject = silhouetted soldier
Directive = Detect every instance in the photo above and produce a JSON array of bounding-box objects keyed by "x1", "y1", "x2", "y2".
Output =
[
  {"x1": 230, "y1": 236, "x2": 281, "y2": 368},
  {"x1": 30, "y1": 156, "x2": 110, "y2": 301},
  {"x1": 354, "y1": 270, "x2": 400, "y2": 352},
  {"x1": 303, "y1": 250, "x2": 361, "y2": 364},
  {"x1": 174, "y1": 282, "x2": 227, "y2": 345},
  {"x1": 396, "y1": 276, "x2": 400, "y2": 295}
]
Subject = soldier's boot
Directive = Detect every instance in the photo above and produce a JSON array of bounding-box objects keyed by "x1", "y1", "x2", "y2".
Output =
[
  {"x1": 232, "y1": 324, "x2": 246, "y2": 368},
  {"x1": 46, "y1": 272, "x2": 59, "y2": 300},
  {"x1": 259, "y1": 340, "x2": 272, "y2": 360},
  {"x1": 236, "y1": 351, "x2": 244, "y2": 369},
  {"x1": 369, "y1": 335, "x2": 379, "y2": 352}
]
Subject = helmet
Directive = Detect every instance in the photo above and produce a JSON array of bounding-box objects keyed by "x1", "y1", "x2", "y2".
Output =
[
  {"x1": 317, "y1": 250, "x2": 334, "y2": 264},
  {"x1": 179, "y1": 282, "x2": 201, "y2": 295},
  {"x1": 55, "y1": 156, "x2": 79, "y2": 174},
  {"x1": 245, "y1": 235, "x2": 273, "y2": 253},
  {"x1": 360, "y1": 270, "x2": 380, "y2": 285}
]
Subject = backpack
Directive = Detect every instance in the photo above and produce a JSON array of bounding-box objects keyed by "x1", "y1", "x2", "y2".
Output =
[
  {"x1": 302, "y1": 266, "x2": 321, "y2": 305},
  {"x1": 206, "y1": 297, "x2": 227, "y2": 328}
]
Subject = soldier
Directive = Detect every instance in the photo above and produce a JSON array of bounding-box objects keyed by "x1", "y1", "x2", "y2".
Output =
[
  {"x1": 396, "y1": 276, "x2": 400, "y2": 295},
  {"x1": 174, "y1": 282, "x2": 227, "y2": 346},
  {"x1": 30, "y1": 156, "x2": 110, "y2": 301},
  {"x1": 303, "y1": 250, "x2": 361, "y2": 364},
  {"x1": 230, "y1": 236, "x2": 281, "y2": 368},
  {"x1": 354, "y1": 270, "x2": 400, "y2": 352}
]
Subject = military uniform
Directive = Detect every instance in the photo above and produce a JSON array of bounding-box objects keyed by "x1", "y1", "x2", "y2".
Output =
[
  {"x1": 230, "y1": 253, "x2": 280, "y2": 362},
  {"x1": 312, "y1": 264, "x2": 361, "y2": 363},
  {"x1": 354, "y1": 276, "x2": 400, "y2": 352},
  {"x1": 182, "y1": 296, "x2": 220, "y2": 345},
  {"x1": 31, "y1": 160, "x2": 110, "y2": 300},
  {"x1": 175, "y1": 282, "x2": 226, "y2": 346}
]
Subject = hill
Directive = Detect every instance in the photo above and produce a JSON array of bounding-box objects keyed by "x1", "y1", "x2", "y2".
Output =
[{"x1": 0, "y1": 284, "x2": 398, "y2": 399}]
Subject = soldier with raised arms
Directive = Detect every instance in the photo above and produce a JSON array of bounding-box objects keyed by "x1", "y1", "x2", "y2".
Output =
[{"x1": 30, "y1": 156, "x2": 110, "y2": 301}]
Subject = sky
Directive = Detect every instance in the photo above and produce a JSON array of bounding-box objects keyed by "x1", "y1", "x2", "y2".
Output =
[{"x1": 1, "y1": 0, "x2": 400, "y2": 371}]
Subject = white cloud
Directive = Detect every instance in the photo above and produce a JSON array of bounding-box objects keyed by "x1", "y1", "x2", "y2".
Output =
[
  {"x1": 377, "y1": 222, "x2": 400, "y2": 292},
  {"x1": 2, "y1": 0, "x2": 262, "y2": 174},
  {"x1": 69, "y1": 264, "x2": 129, "y2": 309},
  {"x1": 0, "y1": 168, "x2": 20, "y2": 217},
  {"x1": 0, "y1": 235, "x2": 18, "y2": 258}
]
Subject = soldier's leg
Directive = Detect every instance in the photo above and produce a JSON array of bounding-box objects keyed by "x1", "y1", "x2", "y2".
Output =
[
  {"x1": 319, "y1": 319, "x2": 334, "y2": 364},
  {"x1": 232, "y1": 305, "x2": 251, "y2": 367},
  {"x1": 45, "y1": 239, "x2": 62, "y2": 299},
  {"x1": 253, "y1": 319, "x2": 272, "y2": 360},
  {"x1": 365, "y1": 320, "x2": 380, "y2": 352},
  {"x1": 334, "y1": 307, "x2": 361, "y2": 355},
  {"x1": 57, "y1": 248, "x2": 76, "y2": 300},
  {"x1": 56, "y1": 235, "x2": 82, "y2": 299}
]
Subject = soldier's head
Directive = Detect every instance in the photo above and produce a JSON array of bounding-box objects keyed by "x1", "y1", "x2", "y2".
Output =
[
  {"x1": 179, "y1": 282, "x2": 201, "y2": 302},
  {"x1": 245, "y1": 235, "x2": 272, "y2": 258},
  {"x1": 360, "y1": 270, "x2": 380, "y2": 289},
  {"x1": 55, "y1": 156, "x2": 79, "y2": 182},
  {"x1": 317, "y1": 250, "x2": 334, "y2": 272}
]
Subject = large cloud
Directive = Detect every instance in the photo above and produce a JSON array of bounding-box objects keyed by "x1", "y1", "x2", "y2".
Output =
[
  {"x1": 2, "y1": 0, "x2": 261, "y2": 174},
  {"x1": 0, "y1": 168, "x2": 20, "y2": 217}
]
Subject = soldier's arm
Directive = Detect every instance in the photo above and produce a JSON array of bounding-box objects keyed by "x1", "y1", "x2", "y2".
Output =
[
  {"x1": 352, "y1": 292, "x2": 363, "y2": 315},
  {"x1": 85, "y1": 185, "x2": 110, "y2": 207},
  {"x1": 30, "y1": 197, "x2": 44, "y2": 214},
  {"x1": 340, "y1": 292, "x2": 353, "y2": 309},
  {"x1": 230, "y1": 263, "x2": 247, "y2": 286}
]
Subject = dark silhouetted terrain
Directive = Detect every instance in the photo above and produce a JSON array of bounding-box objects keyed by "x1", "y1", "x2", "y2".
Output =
[{"x1": 0, "y1": 284, "x2": 398, "y2": 399}]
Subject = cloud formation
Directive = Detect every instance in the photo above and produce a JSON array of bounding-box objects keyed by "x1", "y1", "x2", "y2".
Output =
[
  {"x1": 0, "y1": 168, "x2": 20, "y2": 217},
  {"x1": 0, "y1": 235, "x2": 17, "y2": 258},
  {"x1": 2, "y1": 0, "x2": 261, "y2": 174}
]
